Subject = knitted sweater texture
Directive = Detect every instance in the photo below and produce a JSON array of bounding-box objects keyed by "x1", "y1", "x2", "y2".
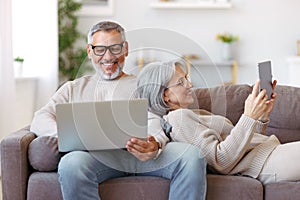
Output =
[{"x1": 164, "y1": 108, "x2": 280, "y2": 178}]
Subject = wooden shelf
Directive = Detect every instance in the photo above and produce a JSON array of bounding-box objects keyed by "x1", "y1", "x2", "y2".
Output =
[
  {"x1": 150, "y1": 1, "x2": 232, "y2": 10},
  {"x1": 188, "y1": 60, "x2": 238, "y2": 87}
]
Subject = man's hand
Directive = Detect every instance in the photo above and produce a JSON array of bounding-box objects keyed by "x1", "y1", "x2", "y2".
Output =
[{"x1": 126, "y1": 135, "x2": 159, "y2": 162}]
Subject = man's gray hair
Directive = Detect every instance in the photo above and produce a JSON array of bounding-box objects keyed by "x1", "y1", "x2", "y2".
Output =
[
  {"x1": 136, "y1": 60, "x2": 187, "y2": 116},
  {"x1": 87, "y1": 21, "x2": 126, "y2": 44}
]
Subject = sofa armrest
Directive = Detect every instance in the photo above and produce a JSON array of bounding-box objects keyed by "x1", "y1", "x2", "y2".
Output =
[{"x1": 1, "y1": 126, "x2": 36, "y2": 200}]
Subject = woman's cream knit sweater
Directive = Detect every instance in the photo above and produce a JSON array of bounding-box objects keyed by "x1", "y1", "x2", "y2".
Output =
[{"x1": 164, "y1": 108, "x2": 280, "y2": 178}]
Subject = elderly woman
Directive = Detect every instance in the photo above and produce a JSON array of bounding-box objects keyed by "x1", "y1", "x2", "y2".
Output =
[{"x1": 135, "y1": 59, "x2": 300, "y2": 185}]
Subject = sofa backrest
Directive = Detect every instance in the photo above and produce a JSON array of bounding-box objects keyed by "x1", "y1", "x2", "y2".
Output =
[
  {"x1": 191, "y1": 84, "x2": 300, "y2": 144},
  {"x1": 268, "y1": 85, "x2": 300, "y2": 143},
  {"x1": 190, "y1": 84, "x2": 252, "y2": 125}
]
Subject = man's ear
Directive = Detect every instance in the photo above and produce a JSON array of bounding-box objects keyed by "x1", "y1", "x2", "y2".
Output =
[
  {"x1": 87, "y1": 44, "x2": 92, "y2": 59},
  {"x1": 124, "y1": 41, "x2": 129, "y2": 57}
]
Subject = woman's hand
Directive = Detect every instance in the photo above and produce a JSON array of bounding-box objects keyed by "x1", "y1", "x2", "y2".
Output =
[
  {"x1": 244, "y1": 80, "x2": 276, "y2": 120},
  {"x1": 258, "y1": 80, "x2": 277, "y2": 122},
  {"x1": 126, "y1": 135, "x2": 159, "y2": 161}
]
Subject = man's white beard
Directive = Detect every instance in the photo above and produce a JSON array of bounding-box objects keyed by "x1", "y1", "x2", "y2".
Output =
[{"x1": 92, "y1": 60, "x2": 124, "y2": 80}]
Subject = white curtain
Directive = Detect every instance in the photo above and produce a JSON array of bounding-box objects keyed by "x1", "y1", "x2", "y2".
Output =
[
  {"x1": 13, "y1": 0, "x2": 58, "y2": 111},
  {"x1": 0, "y1": 0, "x2": 58, "y2": 139},
  {"x1": 0, "y1": 0, "x2": 17, "y2": 139}
]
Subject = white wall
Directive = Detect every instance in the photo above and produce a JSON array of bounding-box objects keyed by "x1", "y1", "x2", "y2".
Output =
[{"x1": 78, "y1": 0, "x2": 300, "y2": 85}]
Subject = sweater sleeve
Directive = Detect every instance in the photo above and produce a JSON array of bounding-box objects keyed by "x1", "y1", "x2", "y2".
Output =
[
  {"x1": 165, "y1": 109, "x2": 257, "y2": 174},
  {"x1": 30, "y1": 82, "x2": 72, "y2": 137},
  {"x1": 147, "y1": 112, "x2": 169, "y2": 148}
]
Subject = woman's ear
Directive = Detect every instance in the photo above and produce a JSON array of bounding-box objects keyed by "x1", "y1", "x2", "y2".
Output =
[{"x1": 163, "y1": 92, "x2": 170, "y2": 103}]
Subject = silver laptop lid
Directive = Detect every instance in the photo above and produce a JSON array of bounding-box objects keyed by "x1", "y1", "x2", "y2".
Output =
[{"x1": 56, "y1": 99, "x2": 148, "y2": 152}]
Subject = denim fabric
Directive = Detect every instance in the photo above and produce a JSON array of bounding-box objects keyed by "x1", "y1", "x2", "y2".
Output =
[{"x1": 58, "y1": 142, "x2": 206, "y2": 200}]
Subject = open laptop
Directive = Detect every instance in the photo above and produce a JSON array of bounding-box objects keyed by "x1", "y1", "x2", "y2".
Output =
[{"x1": 56, "y1": 99, "x2": 148, "y2": 152}]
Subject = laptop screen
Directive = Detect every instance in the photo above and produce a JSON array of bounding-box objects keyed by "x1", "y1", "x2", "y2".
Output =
[{"x1": 56, "y1": 99, "x2": 148, "y2": 152}]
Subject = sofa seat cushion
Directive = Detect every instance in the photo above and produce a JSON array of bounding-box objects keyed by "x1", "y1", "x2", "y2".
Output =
[
  {"x1": 28, "y1": 136, "x2": 62, "y2": 171},
  {"x1": 99, "y1": 176, "x2": 170, "y2": 200},
  {"x1": 100, "y1": 174, "x2": 264, "y2": 200},
  {"x1": 207, "y1": 174, "x2": 263, "y2": 200},
  {"x1": 264, "y1": 182, "x2": 300, "y2": 200},
  {"x1": 27, "y1": 172, "x2": 264, "y2": 200},
  {"x1": 27, "y1": 172, "x2": 63, "y2": 200}
]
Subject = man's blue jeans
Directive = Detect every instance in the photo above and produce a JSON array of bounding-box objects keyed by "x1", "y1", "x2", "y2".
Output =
[{"x1": 58, "y1": 142, "x2": 207, "y2": 200}]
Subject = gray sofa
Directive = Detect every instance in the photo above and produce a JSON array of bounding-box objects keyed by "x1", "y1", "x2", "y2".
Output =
[{"x1": 2, "y1": 84, "x2": 300, "y2": 200}]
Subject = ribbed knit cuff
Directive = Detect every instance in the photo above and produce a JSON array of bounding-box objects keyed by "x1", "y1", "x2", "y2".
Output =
[
  {"x1": 237, "y1": 114, "x2": 257, "y2": 131},
  {"x1": 256, "y1": 120, "x2": 269, "y2": 134}
]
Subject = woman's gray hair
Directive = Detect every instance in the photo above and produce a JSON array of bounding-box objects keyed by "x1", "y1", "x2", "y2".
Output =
[
  {"x1": 87, "y1": 21, "x2": 126, "y2": 44},
  {"x1": 136, "y1": 59, "x2": 188, "y2": 116}
]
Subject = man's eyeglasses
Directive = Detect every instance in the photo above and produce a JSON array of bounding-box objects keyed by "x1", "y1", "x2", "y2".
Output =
[
  {"x1": 167, "y1": 75, "x2": 191, "y2": 89},
  {"x1": 90, "y1": 42, "x2": 125, "y2": 56}
]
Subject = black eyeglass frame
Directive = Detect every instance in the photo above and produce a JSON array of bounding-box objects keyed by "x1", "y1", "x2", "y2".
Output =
[{"x1": 90, "y1": 41, "x2": 125, "y2": 56}]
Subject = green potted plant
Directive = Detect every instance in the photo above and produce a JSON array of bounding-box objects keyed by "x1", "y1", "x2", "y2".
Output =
[
  {"x1": 216, "y1": 32, "x2": 239, "y2": 43},
  {"x1": 58, "y1": 0, "x2": 89, "y2": 83},
  {"x1": 14, "y1": 56, "x2": 24, "y2": 63},
  {"x1": 216, "y1": 32, "x2": 239, "y2": 60},
  {"x1": 14, "y1": 56, "x2": 24, "y2": 77}
]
